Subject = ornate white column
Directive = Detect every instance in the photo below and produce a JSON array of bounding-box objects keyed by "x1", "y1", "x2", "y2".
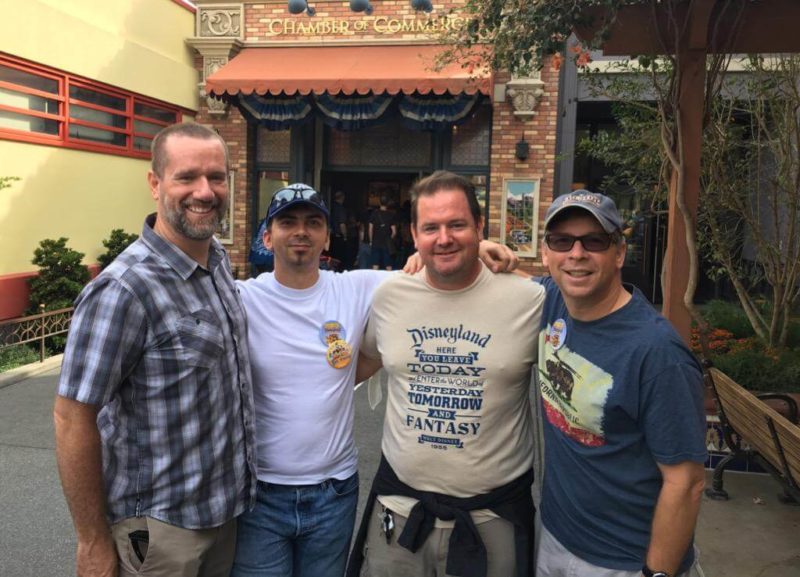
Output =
[{"x1": 186, "y1": 4, "x2": 245, "y2": 116}]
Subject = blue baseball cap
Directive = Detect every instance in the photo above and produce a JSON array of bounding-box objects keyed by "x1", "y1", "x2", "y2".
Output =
[
  {"x1": 266, "y1": 183, "x2": 329, "y2": 223},
  {"x1": 544, "y1": 190, "x2": 624, "y2": 233}
]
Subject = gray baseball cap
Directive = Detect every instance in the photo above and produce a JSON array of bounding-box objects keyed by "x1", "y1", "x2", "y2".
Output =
[{"x1": 544, "y1": 190, "x2": 624, "y2": 233}]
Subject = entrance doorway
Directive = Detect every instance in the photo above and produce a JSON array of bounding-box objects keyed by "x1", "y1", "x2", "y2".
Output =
[{"x1": 321, "y1": 170, "x2": 424, "y2": 270}]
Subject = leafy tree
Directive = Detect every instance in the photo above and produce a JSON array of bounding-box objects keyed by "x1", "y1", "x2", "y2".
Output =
[
  {"x1": 98, "y1": 229, "x2": 138, "y2": 269},
  {"x1": 702, "y1": 55, "x2": 800, "y2": 347},
  {"x1": 445, "y1": 0, "x2": 756, "y2": 355},
  {"x1": 443, "y1": 0, "x2": 621, "y2": 76},
  {"x1": 28, "y1": 238, "x2": 90, "y2": 313},
  {"x1": 578, "y1": 54, "x2": 800, "y2": 349}
]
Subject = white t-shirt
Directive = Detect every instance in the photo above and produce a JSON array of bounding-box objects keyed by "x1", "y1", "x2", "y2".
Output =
[
  {"x1": 237, "y1": 269, "x2": 389, "y2": 484},
  {"x1": 361, "y1": 264, "x2": 544, "y2": 521}
]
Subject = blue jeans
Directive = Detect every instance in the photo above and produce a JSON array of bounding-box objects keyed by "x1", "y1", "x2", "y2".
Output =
[{"x1": 231, "y1": 472, "x2": 359, "y2": 577}]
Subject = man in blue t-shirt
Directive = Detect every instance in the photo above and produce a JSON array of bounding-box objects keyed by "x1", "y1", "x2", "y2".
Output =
[{"x1": 535, "y1": 190, "x2": 707, "y2": 577}]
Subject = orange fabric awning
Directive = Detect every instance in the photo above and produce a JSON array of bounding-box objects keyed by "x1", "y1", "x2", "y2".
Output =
[{"x1": 205, "y1": 45, "x2": 491, "y2": 97}]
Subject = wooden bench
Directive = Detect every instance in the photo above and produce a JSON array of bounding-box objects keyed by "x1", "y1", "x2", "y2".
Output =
[{"x1": 705, "y1": 367, "x2": 800, "y2": 504}]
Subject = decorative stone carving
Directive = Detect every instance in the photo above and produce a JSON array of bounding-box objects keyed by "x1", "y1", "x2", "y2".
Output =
[
  {"x1": 204, "y1": 89, "x2": 229, "y2": 116},
  {"x1": 197, "y1": 4, "x2": 244, "y2": 39},
  {"x1": 186, "y1": 38, "x2": 243, "y2": 117},
  {"x1": 505, "y1": 77, "x2": 546, "y2": 119},
  {"x1": 204, "y1": 57, "x2": 227, "y2": 82},
  {"x1": 199, "y1": 55, "x2": 230, "y2": 116}
]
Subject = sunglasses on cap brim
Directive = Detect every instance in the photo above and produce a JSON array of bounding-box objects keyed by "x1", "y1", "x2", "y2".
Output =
[{"x1": 268, "y1": 186, "x2": 325, "y2": 212}]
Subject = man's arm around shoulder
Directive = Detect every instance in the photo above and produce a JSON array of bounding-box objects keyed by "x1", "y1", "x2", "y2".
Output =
[{"x1": 54, "y1": 396, "x2": 118, "y2": 577}]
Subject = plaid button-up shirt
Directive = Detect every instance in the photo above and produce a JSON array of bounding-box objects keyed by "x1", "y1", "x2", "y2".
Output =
[{"x1": 58, "y1": 215, "x2": 257, "y2": 529}]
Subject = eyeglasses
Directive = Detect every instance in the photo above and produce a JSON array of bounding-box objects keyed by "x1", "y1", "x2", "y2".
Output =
[
  {"x1": 544, "y1": 232, "x2": 618, "y2": 253},
  {"x1": 267, "y1": 185, "x2": 326, "y2": 218}
]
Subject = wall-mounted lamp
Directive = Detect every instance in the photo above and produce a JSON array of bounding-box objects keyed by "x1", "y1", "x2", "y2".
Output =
[
  {"x1": 350, "y1": 0, "x2": 374, "y2": 15},
  {"x1": 515, "y1": 133, "x2": 530, "y2": 161},
  {"x1": 288, "y1": 0, "x2": 315, "y2": 15},
  {"x1": 411, "y1": 0, "x2": 434, "y2": 12}
]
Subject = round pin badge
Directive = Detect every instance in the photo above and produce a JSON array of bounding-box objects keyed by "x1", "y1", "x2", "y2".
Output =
[
  {"x1": 550, "y1": 319, "x2": 567, "y2": 351},
  {"x1": 326, "y1": 339, "x2": 353, "y2": 369},
  {"x1": 319, "y1": 320, "x2": 347, "y2": 346}
]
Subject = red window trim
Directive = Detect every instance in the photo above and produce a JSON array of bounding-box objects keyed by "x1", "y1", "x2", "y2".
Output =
[
  {"x1": 0, "y1": 53, "x2": 195, "y2": 159},
  {"x1": 171, "y1": 0, "x2": 197, "y2": 14}
]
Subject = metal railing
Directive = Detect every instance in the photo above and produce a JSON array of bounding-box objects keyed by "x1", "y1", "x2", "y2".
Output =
[{"x1": 0, "y1": 306, "x2": 74, "y2": 362}]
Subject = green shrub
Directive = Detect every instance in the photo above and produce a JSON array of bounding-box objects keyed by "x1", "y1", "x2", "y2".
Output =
[
  {"x1": 0, "y1": 344, "x2": 40, "y2": 372},
  {"x1": 98, "y1": 229, "x2": 138, "y2": 269},
  {"x1": 711, "y1": 344, "x2": 800, "y2": 393},
  {"x1": 701, "y1": 299, "x2": 755, "y2": 338},
  {"x1": 28, "y1": 238, "x2": 90, "y2": 313},
  {"x1": 27, "y1": 238, "x2": 90, "y2": 352},
  {"x1": 788, "y1": 322, "x2": 800, "y2": 348}
]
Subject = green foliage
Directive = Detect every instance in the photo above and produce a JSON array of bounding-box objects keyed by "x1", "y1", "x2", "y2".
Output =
[
  {"x1": 695, "y1": 300, "x2": 800, "y2": 392},
  {"x1": 701, "y1": 300, "x2": 756, "y2": 339},
  {"x1": 576, "y1": 93, "x2": 669, "y2": 204},
  {"x1": 1, "y1": 176, "x2": 20, "y2": 190},
  {"x1": 98, "y1": 229, "x2": 138, "y2": 270},
  {"x1": 444, "y1": 0, "x2": 625, "y2": 74},
  {"x1": 712, "y1": 345, "x2": 800, "y2": 393},
  {"x1": 28, "y1": 238, "x2": 90, "y2": 313},
  {"x1": 0, "y1": 344, "x2": 39, "y2": 373}
]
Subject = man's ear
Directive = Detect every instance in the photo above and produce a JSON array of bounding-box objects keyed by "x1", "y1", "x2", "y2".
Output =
[
  {"x1": 615, "y1": 239, "x2": 627, "y2": 270},
  {"x1": 263, "y1": 226, "x2": 273, "y2": 251},
  {"x1": 147, "y1": 171, "x2": 160, "y2": 201},
  {"x1": 541, "y1": 241, "x2": 550, "y2": 267}
]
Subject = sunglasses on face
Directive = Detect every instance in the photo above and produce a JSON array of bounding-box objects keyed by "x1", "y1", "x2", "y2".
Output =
[
  {"x1": 268, "y1": 186, "x2": 325, "y2": 212},
  {"x1": 544, "y1": 232, "x2": 618, "y2": 253}
]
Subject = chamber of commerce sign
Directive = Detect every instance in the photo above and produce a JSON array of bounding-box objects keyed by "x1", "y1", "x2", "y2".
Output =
[{"x1": 262, "y1": 14, "x2": 465, "y2": 37}]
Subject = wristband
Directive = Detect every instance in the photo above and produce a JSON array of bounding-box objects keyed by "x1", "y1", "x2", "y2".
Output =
[{"x1": 642, "y1": 564, "x2": 670, "y2": 577}]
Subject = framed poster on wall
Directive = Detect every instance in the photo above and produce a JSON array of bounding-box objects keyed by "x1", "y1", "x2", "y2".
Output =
[
  {"x1": 216, "y1": 171, "x2": 234, "y2": 244},
  {"x1": 500, "y1": 178, "x2": 540, "y2": 257}
]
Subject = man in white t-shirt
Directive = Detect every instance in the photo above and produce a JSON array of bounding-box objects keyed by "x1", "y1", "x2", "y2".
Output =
[
  {"x1": 231, "y1": 183, "x2": 517, "y2": 577},
  {"x1": 348, "y1": 171, "x2": 545, "y2": 577}
]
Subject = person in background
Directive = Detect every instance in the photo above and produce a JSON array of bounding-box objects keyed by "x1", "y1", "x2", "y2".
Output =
[
  {"x1": 369, "y1": 194, "x2": 397, "y2": 271},
  {"x1": 330, "y1": 190, "x2": 351, "y2": 270}
]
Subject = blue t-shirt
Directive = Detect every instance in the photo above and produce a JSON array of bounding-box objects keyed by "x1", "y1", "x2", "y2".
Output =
[{"x1": 537, "y1": 277, "x2": 707, "y2": 572}]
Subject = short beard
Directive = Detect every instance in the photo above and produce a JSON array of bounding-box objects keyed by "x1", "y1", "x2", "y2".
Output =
[{"x1": 164, "y1": 199, "x2": 228, "y2": 241}]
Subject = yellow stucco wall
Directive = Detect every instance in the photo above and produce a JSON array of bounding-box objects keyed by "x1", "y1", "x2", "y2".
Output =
[
  {"x1": 0, "y1": 0, "x2": 198, "y2": 275},
  {"x1": 0, "y1": 0, "x2": 198, "y2": 110},
  {"x1": 0, "y1": 141, "x2": 158, "y2": 271}
]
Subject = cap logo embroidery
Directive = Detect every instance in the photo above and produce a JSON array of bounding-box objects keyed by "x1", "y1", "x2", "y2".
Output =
[{"x1": 564, "y1": 193, "x2": 602, "y2": 207}]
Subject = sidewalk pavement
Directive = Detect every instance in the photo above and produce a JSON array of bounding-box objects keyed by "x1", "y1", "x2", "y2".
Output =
[{"x1": 1, "y1": 364, "x2": 798, "y2": 576}]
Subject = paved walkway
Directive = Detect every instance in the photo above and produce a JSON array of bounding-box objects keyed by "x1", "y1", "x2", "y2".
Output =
[{"x1": 1, "y1": 365, "x2": 798, "y2": 576}]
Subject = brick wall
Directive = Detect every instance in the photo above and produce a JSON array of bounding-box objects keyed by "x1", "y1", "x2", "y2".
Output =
[
  {"x1": 489, "y1": 65, "x2": 559, "y2": 278},
  {"x1": 193, "y1": 0, "x2": 560, "y2": 277},
  {"x1": 195, "y1": 46, "x2": 252, "y2": 276},
  {"x1": 243, "y1": 0, "x2": 471, "y2": 43}
]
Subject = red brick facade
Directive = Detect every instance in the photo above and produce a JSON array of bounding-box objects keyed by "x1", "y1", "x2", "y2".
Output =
[{"x1": 193, "y1": 0, "x2": 559, "y2": 277}]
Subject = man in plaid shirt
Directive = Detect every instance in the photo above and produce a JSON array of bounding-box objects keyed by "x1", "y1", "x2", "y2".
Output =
[{"x1": 54, "y1": 123, "x2": 257, "y2": 577}]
